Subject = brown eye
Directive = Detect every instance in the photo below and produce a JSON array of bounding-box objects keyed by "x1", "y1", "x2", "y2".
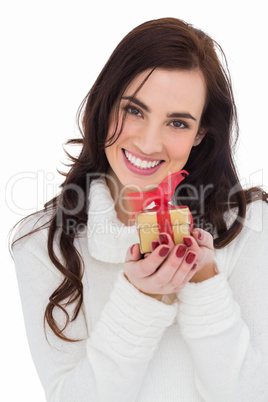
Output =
[
  {"x1": 128, "y1": 106, "x2": 142, "y2": 116},
  {"x1": 170, "y1": 120, "x2": 188, "y2": 129}
]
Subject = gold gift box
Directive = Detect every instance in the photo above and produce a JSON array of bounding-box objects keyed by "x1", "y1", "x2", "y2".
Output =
[{"x1": 136, "y1": 206, "x2": 191, "y2": 254}]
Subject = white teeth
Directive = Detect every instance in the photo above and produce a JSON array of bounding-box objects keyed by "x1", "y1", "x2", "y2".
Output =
[
  {"x1": 135, "y1": 158, "x2": 142, "y2": 167},
  {"x1": 141, "y1": 160, "x2": 147, "y2": 168},
  {"x1": 124, "y1": 150, "x2": 162, "y2": 169}
]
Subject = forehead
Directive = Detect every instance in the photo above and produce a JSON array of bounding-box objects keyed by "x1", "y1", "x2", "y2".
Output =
[{"x1": 123, "y1": 68, "x2": 207, "y2": 117}]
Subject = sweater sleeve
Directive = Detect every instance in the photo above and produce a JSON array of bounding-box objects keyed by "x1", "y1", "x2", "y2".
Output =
[
  {"x1": 12, "y1": 225, "x2": 177, "y2": 402},
  {"x1": 177, "y1": 201, "x2": 268, "y2": 401}
]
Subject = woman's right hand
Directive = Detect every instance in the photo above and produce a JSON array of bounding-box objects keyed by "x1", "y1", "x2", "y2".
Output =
[{"x1": 124, "y1": 233, "x2": 198, "y2": 301}]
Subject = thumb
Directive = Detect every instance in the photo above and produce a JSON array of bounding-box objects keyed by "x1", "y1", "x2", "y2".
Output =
[{"x1": 192, "y1": 228, "x2": 214, "y2": 250}]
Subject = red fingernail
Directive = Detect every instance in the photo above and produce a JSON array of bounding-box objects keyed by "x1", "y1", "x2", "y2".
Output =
[
  {"x1": 191, "y1": 263, "x2": 197, "y2": 271},
  {"x1": 198, "y1": 229, "x2": 203, "y2": 240},
  {"x1": 151, "y1": 240, "x2": 160, "y2": 252},
  {"x1": 130, "y1": 245, "x2": 135, "y2": 255},
  {"x1": 176, "y1": 244, "x2": 187, "y2": 258},
  {"x1": 186, "y1": 251, "x2": 196, "y2": 264},
  {"x1": 159, "y1": 246, "x2": 169, "y2": 257},
  {"x1": 159, "y1": 234, "x2": 169, "y2": 245},
  {"x1": 183, "y1": 237, "x2": 192, "y2": 247}
]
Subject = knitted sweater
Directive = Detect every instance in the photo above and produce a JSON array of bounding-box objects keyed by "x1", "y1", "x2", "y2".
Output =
[{"x1": 13, "y1": 179, "x2": 268, "y2": 401}]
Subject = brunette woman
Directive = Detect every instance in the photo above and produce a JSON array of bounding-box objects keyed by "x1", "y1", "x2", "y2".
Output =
[{"x1": 12, "y1": 18, "x2": 268, "y2": 401}]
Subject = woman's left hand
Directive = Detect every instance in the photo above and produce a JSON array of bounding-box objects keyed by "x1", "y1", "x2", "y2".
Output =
[{"x1": 183, "y1": 228, "x2": 217, "y2": 283}]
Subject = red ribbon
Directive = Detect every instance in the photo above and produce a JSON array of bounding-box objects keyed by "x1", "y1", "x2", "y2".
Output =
[{"x1": 127, "y1": 170, "x2": 189, "y2": 241}]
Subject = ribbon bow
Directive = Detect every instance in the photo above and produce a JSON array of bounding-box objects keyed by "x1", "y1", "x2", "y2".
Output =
[{"x1": 127, "y1": 170, "x2": 188, "y2": 216}]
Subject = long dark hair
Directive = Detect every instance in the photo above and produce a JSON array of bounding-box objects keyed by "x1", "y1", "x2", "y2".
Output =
[{"x1": 12, "y1": 17, "x2": 268, "y2": 341}]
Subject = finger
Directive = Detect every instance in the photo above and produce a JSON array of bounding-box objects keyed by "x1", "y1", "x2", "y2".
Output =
[
  {"x1": 169, "y1": 250, "x2": 197, "y2": 287},
  {"x1": 175, "y1": 263, "x2": 198, "y2": 291},
  {"x1": 125, "y1": 243, "x2": 142, "y2": 262},
  {"x1": 191, "y1": 228, "x2": 214, "y2": 250},
  {"x1": 151, "y1": 243, "x2": 188, "y2": 285},
  {"x1": 137, "y1": 240, "x2": 160, "y2": 260},
  {"x1": 183, "y1": 234, "x2": 199, "y2": 253},
  {"x1": 151, "y1": 240, "x2": 160, "y2": 252},
  {"x1": 138, "y1": 245, "x2": 170, "y2": 277},
  {"x1": 183, "y1": 231, "x2": 212, "y2": 252},
  {"x1": 158, "y1": 232, "x2": 175, "y2": 248}
]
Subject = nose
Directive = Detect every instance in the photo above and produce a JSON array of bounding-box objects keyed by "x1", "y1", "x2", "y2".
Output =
[{"x1": 133, "y1": 123, "x2": 163, "y2": 155}]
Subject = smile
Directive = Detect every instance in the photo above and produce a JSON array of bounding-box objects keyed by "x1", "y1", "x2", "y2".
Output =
[{"x1": 123, "y1": 149, "x2": 163, "y2": 169}]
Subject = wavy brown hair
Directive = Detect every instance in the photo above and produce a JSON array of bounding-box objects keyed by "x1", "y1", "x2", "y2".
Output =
[{"x1": 12, "y1": 17, "x2": 268, "y2": 341}]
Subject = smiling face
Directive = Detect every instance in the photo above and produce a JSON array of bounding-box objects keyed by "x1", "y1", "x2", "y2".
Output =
[{"x1": 105, "y1": 68, "x2": 207, "y2": 197}]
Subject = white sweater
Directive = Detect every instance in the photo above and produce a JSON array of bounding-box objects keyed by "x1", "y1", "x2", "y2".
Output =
[{"x1": 13, "y1": 179, "x2": 268, "y2": 401}]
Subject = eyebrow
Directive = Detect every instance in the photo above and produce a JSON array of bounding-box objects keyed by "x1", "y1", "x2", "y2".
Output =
[{"x1": 121, "y1": 96, "x2": 197, "y2": 121}]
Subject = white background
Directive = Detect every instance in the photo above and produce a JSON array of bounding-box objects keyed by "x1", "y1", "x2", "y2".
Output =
[{"x1": 1, "y1": 0, "x2": 267, "y2": 400}]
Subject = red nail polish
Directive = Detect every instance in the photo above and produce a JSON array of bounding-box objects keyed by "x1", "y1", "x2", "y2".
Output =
[
  {"x1": 191, "y1": 263, "x2": 197, "y2": 271},
  {"x1": 183, "y1": 237, "x2": 192, "y2": 247},
  {"x1": 176, "y1": 245, "x2": 187, "y2": 258},
  {"x1": 186, "y1": 251, "x2": 196, "y2": 264},
  {"x1": 151, "y1": 240, "x2": 160, "y2": 252},
  {"x1": 198, "y1": 229, "x2": 203, "y2": 240},
  {"x1": 159, "y1": 246, "x2": 169, "y2": 257},
  {"x1": 159, "y1": 233, "x2": 169, "y2": 245}
]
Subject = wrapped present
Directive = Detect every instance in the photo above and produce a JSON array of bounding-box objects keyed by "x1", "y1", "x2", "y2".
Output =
[
  {"x1": 127, "y1": 170, "x2": 193, "y2": 254},
  {"x1": 136, "y1": 206, "x2": 192, "y2": 254}
]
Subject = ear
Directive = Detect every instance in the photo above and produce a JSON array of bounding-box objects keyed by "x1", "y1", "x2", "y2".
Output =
[{"x1": 193, "y1": 127, "x2": 207, "y2": 146}]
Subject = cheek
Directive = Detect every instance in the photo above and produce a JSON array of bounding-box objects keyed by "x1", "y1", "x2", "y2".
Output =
[
  {"x1": 167, "y1": 136, "x2": 195, "y2": 160},
  {"x1": 107, "y1": 122, "x2": 132, "y2": 148}
]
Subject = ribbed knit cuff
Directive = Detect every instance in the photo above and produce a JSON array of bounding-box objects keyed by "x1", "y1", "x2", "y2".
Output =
[
  {"x1": 177, "y1": 273, "x2": 240, "y2": 339},
  {"x1": 89, "y1": 270, "x2": 177, "y2": 360}
]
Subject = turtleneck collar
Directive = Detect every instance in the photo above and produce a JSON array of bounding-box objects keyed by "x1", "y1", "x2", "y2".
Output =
[{"x1": 87, "y1": 178, "x2": 139, "y2": 263}]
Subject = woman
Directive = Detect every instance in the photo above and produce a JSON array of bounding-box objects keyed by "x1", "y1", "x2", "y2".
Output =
[{"x1": 12, "y1": 17, "x2": 268, "y2": 401}]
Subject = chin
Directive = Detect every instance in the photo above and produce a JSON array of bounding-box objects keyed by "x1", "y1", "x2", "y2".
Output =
[{"x1": 120, "y1": 174, "x2": 163, "y2": 193}]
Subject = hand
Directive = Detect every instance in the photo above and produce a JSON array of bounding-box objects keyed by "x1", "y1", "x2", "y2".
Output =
[
  {"x1": 124, "y1": 229, "x2": 216, "y2": 300},
  {"x1": 183, "y1": 228, "x2": 216, "y2": 283},
  {"x1": 124, "y1": 233, "x2": 199, "y2": 300}
]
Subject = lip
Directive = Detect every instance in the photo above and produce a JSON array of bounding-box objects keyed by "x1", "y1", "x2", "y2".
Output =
[
  {"x1": 122, "y1": 149, "x2": 164, "y2": 176},
  {"x1": 124, "y1": 148, "x2": 162, "y2": 162}
]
